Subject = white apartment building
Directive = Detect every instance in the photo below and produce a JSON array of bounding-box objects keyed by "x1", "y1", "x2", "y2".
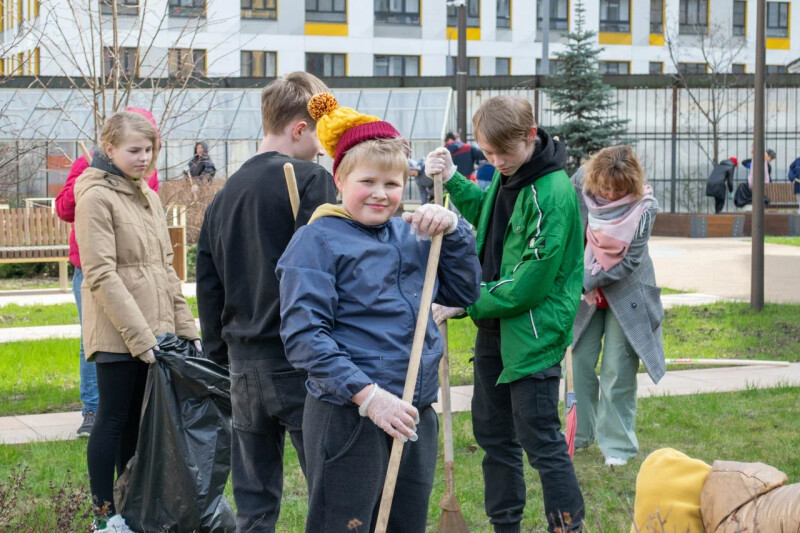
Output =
[{"x1": 1, "y1": 0, "x2": 797, "y2": 79}]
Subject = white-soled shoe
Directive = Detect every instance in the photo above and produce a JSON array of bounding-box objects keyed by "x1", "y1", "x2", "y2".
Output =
[
  {"x1": 604, "y1": 456, "x2": 628, "y2": 467},
  {"x1": 94, "y1": 514, "x2": 134, "y2": 533}
]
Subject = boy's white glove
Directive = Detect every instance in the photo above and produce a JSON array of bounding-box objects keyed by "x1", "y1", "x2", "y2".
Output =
[
  {"x1": 425, "y1": 148, "x2": 457, "y2": 183},
  {"x1": 432, "y1": 304, "x2": 466, "y2": 326},
  {"x1": 583, "y1": 288, "x2": 600, "y2": 306},
  {"x1": 138, "y1": 348, "x2": 157, "y2": 364},
  {"x1": 358, "y1": 384, "x2": 420, "y2": 442},
  {"x1": 192, "y1": 339, "x2": 203, "y2": 353},
  {"x1": 402, "y1": 204, "x2": 458, "y2": 240}
]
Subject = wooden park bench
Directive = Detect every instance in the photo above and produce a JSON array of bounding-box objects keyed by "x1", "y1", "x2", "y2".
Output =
[
  {"x1": 0, "y1": 208, "x2": 71, "y2": 291},
  {"x1": 765, "y1": 182, "x2": 798, "y2": 212}
]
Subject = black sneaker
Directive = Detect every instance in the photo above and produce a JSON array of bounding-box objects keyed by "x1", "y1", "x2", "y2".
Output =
[{"x1": 77, "y1": 411, "x2": 95, "y2": 437}]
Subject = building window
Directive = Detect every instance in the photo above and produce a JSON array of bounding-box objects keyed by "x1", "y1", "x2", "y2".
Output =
[
  {"x1": 731, "y1": 63, "x2": 746, "y2": 73},
  {"x1": 104, "y1": 47, "x2": 138, "y2": 78},
  {"x1": 766, "y1": 64, "x2": 788, "y2": 73},
  {"x1": 679, "y1": 0, "x2": 708, "y2": 35},
  {"x1": 678, "y1": 62, "x2": 708, "y2": 74},
  {"x1": 496, "y1": 57, "x2": 511, "y2": 75},
  {"x1": 537, "y1": 0, "x2": 570, "y2": 31},
  {"x1": 374, "y1": 55, "x2": 419, "y2": 76},
  {"x1": 599, "y1": 61, "x2": 629, "y2": 74},
  {"x1": 447, "y1": 0, "x2": 480, "y2": 28},
  {"x1": 650, "y1": 0, "x2": 663, "y2": 33},
  {"x1": 241, "y1": 0, "x2": 277, "y2": 19},
  {"x1": 497, "y1": 0, "x2": 511, "y2": 28},
  {"x1": 766, "y1": 2, "x2": 789, "y2": 38},
  {"x1": 306, "y1": 0, "x2": 346, "y2": 23},
  {"x1": 649, "y1": 61, "x2": 663, "y2": 73},
  {"x1": 306, "y1": 53, "x2": 346, "y2": 76},
  {"x1": 374, "y1": 0, "x2": 420, "y2": 25},
  {"x1": 168, "y1": 0, "x2": 205, "y2": 17},
  {"x1": 600, "y1": 0, "x2": 630, "y2": 32},
  {"x1": 447, "y1": 56, "x2": 480, "y2": 76},
  {"x1": 536, "y1": 58, "x2": 565, "y2": 74},
  {"x1": 732, "y1": 1, "x2": 746, "y2": 35},
  {"x1": 241, "y1": 51, "x2": 276, "y2": 77},
  {"x1": 168, "y1": 48, "x2": 206, "y2": 77},
  {"x1": 100, "y1": 0, "x2": 139, "y2": 16}
]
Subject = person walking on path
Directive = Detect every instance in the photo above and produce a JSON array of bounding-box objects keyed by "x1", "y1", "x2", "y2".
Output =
[
  {"x1": 571, "y1": 145, "x2": 665, "y2": 467},
  {"x1": 55, "y1": 107, "x2": 161, "y2": 439},
  {"x1": 74, "y1": 111, "x2": 199, "y2": 533},
  {"x1": 185, "y1": 141, "x2": 216, "y2": 182},
  {"x1": 196, "y1": 72, "x2": 336, "y2": 533},
  {"x1": 427, "y1": 95, "x2": 585, "y2": 533},
  {"x1": 444, "y1": 131, "x2": 485, "y2": 183},
  {"x1": 277, "y1": 93, "x2": 481, "y2": 532},
  {"x1": 705, "y1": 157, "x2": 737, "y2": 214},
  {"x1": 789, "y1": 156, "x2": 800, "y2": 213}
]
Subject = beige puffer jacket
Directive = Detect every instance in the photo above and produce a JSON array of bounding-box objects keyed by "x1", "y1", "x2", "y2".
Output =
[
  {"x1": 701, "y1": 460, "x2": 800, "y2": 532},
  {"x1": 74, "y1": 165, "x2": 198, "y2": 359}
]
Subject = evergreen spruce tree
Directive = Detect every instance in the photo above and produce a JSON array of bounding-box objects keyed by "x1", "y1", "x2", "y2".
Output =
[{"x1": 545, "y1": 1, "x2": 628, "y2": 172}]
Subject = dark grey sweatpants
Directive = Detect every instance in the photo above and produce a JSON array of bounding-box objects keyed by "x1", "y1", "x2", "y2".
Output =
[{"x1": 302, "y1": 395, "x2": 438, "y2": 533}]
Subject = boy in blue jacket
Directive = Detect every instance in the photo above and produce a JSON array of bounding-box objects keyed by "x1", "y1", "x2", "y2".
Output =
[{"x1": 277, "y1": 94, "x2": 481, "y2": 533}]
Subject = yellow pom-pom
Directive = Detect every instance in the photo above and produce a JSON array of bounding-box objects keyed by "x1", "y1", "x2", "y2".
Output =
[{"x1": 308, "y1": 93, "x2": 339, "y2": 122}]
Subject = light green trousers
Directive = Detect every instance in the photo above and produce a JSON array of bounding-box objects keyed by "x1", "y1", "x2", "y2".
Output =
[{"x1": 572, "y1": 307, "x2": 640, "y2": 460}]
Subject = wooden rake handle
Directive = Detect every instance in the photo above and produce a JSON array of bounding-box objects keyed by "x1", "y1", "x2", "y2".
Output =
[
  {"x1": 283, "y1": 162, "x2": 300, "y2": 220},
  {"x1": 78, "y1": 141, "x2": 92, "y2": 164},
  {"x1": 375, "y1": 173, "x2": 445, "y2": 532}
]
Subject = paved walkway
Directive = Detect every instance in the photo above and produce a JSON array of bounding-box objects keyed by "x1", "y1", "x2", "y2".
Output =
[{"x1": 3, "y1": 363, "x2": 798, "y2": 445}]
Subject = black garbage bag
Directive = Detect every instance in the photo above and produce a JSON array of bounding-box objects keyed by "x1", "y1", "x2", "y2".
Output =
[{"x1": 115, "y1": 333, "x2": 235, "y2": 532}]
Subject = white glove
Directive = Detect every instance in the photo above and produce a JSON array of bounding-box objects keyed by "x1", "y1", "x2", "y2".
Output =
[
  {"x1": 401, "y1": 204, "x2": 458, "y2": 240},
  {"x1": 425, "y1": 147, "x2": 457, "y2": 183},
  {"x1": 192, "y1": 339, "x2": 203, "y2": 353},
  {"x1": 358, "y1": 384, "x2": 419, "y2": 442},
  {"x1": 432, "y1": 304, "x2": 466, "y2": 326},
  {"x1": 583, "y1": 289, "x2": 599, "y2": 306},
  {"x1": 138, "y1": 348, "x2": 157, "y2": 364}
]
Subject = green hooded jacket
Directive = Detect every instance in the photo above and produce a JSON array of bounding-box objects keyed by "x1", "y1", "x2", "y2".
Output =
[{"x1": 445, "y1": 167, "x2": 583, "y2": 383}]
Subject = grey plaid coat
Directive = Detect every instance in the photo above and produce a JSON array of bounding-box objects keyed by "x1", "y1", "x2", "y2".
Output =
[{"x1": 570, "y1": 169, "x2": 666, "y2": 383}]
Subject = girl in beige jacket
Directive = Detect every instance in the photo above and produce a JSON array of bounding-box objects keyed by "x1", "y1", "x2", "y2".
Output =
[{"x1": 74, "y1": 111, "x2": 199, "y2": 533}]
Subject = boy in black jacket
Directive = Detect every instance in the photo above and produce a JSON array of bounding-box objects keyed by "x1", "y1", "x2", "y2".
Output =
[{"x1": 196, "y1": 72, "x2": 337, "y2": 533}]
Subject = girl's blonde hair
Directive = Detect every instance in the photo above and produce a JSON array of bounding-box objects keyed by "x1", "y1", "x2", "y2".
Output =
[
  {"x1": 473, "y1": 95, "x2": 537, "y2": 153},
  {"x1": 583, "y1": 145, "x2": 646, "y2": 199},
  {"x1": 100, "y1": 111, "x2": 160, "y2": 177},
  {"x1": 336, "y1": 137, "x2": 409, "y2": 183}
]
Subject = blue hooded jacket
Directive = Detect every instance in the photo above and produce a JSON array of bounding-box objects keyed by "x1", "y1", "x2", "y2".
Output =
[{"x1": 277, "y1": 209, "x2": 481, "y2": 407}]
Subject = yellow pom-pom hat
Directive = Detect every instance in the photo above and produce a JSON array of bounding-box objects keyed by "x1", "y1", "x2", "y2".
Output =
[{"x1": 308, "y1": 93, "x2": 403, "y2": 175}]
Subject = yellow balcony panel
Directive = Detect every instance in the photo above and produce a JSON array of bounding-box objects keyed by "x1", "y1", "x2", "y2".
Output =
[
  {"x1": 447, "y1": 26, "x2": 481, "y2": 41},
  {"x1": 305, "y1": 22, "x2": 348, "y2": 37},
  {"x1": 599, "y1": 32, "x2": 632, "y2": 45},
  {"x1": 766, "y1": 37, "x2": 790, "y2": 50},
  {"x1": 649, "y1": 33, "x2": 665, "y2": 46}
]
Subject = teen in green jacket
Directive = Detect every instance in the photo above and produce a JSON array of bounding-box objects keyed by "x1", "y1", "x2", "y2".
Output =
[{"x1": 428, "y1": 95, "x2": 584, "y2": 533}]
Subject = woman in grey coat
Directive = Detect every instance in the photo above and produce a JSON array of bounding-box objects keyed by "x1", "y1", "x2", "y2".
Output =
[{"x1": 571, "y1": 146, "x2": 665, "y2": 467}]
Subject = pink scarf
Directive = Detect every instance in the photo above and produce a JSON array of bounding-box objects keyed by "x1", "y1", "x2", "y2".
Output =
[{"x1": 584, "y1": 185, "x2": 655, "y2": 275}]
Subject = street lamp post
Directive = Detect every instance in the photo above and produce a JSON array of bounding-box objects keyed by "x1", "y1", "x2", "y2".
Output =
[
  {"x1": 752, "y1": 0, "x2": 766, "y2": 311},
  {"x1": 447, "y1": 0, "x2": 468, "y2": 142}
]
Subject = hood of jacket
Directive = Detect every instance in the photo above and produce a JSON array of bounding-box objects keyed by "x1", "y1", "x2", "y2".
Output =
[
  {"x1": 700, "y1": 460, "x2": 790, "y2": 533},
  {"x1": 74, "y1": 153, "x2": 152, "y2": 208},
  {"x1": 193, "y1": 141, "x2": 210, "y2": 161},
  {"x1": 308, "y1": 203, "x2": 356, "y2": 224}
]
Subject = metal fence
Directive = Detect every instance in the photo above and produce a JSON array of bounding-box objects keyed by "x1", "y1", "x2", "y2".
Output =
[
  {"x1": 457, "y1": 76, "x2": 800, "y2": 214},
  {"x1": 2, "y1": 75, "x2": 799, "y2": 213}
]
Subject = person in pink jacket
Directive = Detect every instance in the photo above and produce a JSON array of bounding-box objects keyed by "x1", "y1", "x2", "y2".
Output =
[{"x1": 55, "y1": 107, "x2": 160, "y2": 437}]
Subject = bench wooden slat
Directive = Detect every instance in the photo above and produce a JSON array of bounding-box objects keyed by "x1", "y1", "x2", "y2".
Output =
[{"x1": 0, "y1": 208, "x2": 71, "y2": 260}]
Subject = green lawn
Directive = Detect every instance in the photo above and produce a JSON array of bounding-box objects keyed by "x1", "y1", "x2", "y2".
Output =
[
  {"x1": 446, "y1": 302, "x2": 800, "y2": 385},
  {"x1": 0, "y1": 297, "x2": 198, "y2": 329},
  {"x1": 1, "y1": 302, "x2": 798, "y2": 414},
  {"x1": 1, "y1": 387, "x2": 797, "y2": 532},
  {"x1": 764, "y1": 236, "x2": 800, "y2": 247}
]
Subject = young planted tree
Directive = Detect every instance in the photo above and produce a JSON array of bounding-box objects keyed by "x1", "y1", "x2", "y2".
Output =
[
  {"x1": 544, "y1": 1, "x2": 628, "y2": 172},
  {"x1": 666, "y1": 22, "x2": 750, "y2": 166}
]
